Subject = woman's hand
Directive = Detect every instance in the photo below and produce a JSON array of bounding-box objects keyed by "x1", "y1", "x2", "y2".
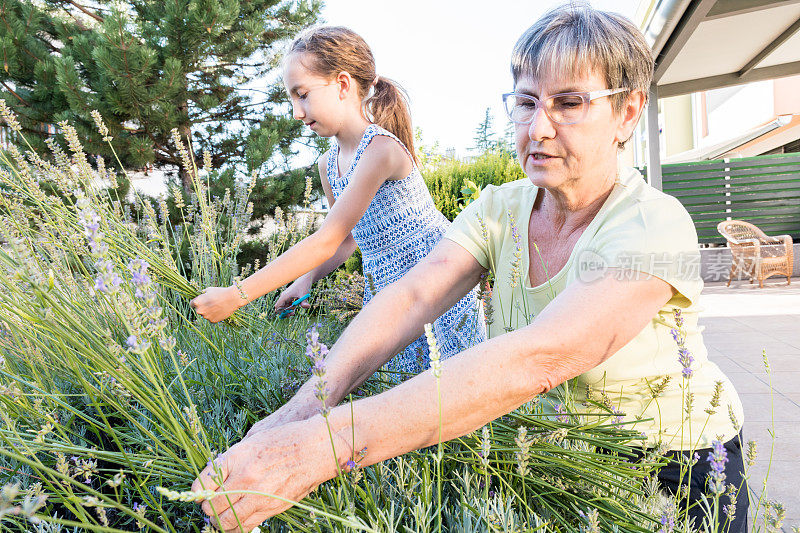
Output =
[
  {"x1": 241, "y1": 416, "x2": 284, "y2": 442},
  {"x1": 192, "y1": 417, "x2": 339, "y2": 533},
  {"x1": 190, "y1": 286, "x2": 245, "y2": 323},
  {"x1": 274, "y1": 278, "x2": 312, "y2": 317},
  {"x1": 241, "y1": 389, "x2": 320, "y2": 443}
]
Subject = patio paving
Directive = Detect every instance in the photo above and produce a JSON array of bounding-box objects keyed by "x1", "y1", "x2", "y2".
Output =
[{"x1": 700, "y1": 277, "x2": 800, "y2": 530}]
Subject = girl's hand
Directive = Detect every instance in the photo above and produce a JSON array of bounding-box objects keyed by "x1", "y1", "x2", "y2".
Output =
[
  {"x1": 192, "y1": 417, "x2": 338, "y2": 532},
  {"x1": 274, "y1": 279, "x2": 312, "y2": 317},
  {"x1": 190, "y1": 286, "x2": 245, "y2": 323}
]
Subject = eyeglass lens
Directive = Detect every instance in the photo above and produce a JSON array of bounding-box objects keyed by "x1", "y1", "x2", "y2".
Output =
[{"x1": 505, "y1": 94, "x2": 587, "y2": 125}]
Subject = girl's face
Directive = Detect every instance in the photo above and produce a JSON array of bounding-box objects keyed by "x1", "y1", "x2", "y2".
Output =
[{"x1": 283, "y1": 54, "x2": 346, "y2": 137}]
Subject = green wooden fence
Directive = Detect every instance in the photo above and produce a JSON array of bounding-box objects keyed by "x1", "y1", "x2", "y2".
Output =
[{"x1": 639, "y1": 153, "x2": 800, "y2": 244}]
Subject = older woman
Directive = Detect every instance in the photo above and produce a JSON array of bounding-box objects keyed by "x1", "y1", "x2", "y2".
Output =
[{"x1": 194, "y1": 6, "x2": 747, "y2": 532}]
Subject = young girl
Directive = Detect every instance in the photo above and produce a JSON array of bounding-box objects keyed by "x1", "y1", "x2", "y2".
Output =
[{"x1": 191, "y1": 26, "x2": 484, "y2": 375}]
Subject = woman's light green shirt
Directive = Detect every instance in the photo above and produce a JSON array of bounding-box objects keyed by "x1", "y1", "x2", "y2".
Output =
[{"x1": 445, "y1": 167, "x2": 744, "y2": 451}]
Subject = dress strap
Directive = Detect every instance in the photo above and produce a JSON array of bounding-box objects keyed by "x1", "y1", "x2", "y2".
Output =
[
  {"x1": 330, "y1": 124, "x2": 416, "y2": 180},
  {"x1": 367, "y1": 125, "x2": 416, "y2": 167},
  {"x1": 326, "y1": 141, "x2": 339, "y2": 183},
  {"x1": 329, "y1": 124, "x2": 378, "y2": 180},
  {"x1": 346, "y1": 124, "x2": 380, "y2": 175}
]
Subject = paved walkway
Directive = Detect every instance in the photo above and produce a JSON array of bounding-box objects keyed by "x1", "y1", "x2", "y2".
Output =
[{"x1": 700, "y1": 277, "x2": 800, "y2": 530}]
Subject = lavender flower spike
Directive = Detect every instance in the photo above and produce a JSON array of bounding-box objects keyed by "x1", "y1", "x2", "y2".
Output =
[
  {"x1": 658, "y1": 510, "x2": 675, "y2": 533},
  {"x1": 671, "y1": 309, "x2": 694, "y2": 378},
  {"x1": 555, "y1": 402, "x2": 569, "y2": 423},
  {"x1": 128, "y1": 258, "x2": 155, "y2": 300},
  {"x1": 507, "y1": 210, "x2": 523, "y2": 289},
  {"x1": 706, "y1": 439, "x2": 728, "y2": 495},
  {"x1": 424, "y1": 323, "x2": 441, "y2": 378},
  {"x1": 306, "y1": 325, "x2": 331, "y2": 416},
  {"x1": 94, "y1": 260, "x2": 123, "y2": 295}
]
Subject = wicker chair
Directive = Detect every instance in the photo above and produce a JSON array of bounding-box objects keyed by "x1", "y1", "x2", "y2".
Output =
[{"x1": 717, "y1": 220, "x2": 793, "y2": 287}]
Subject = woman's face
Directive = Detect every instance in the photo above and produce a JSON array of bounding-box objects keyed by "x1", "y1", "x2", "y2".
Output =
[{"x1": 513, "y1": 69, "x2": 632, "y2": 190}]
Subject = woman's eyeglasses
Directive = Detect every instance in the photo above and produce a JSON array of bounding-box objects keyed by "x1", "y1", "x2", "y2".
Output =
[{"x1": 502, "y1": 88, "x2": 628, "y2": 125}]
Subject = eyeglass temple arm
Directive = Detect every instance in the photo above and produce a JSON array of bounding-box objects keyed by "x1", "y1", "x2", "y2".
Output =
[{"x1": 587, "y1": 87, "x2": 628, "y2": 100}]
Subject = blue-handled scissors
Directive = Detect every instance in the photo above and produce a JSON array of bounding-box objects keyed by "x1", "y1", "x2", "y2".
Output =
[{"x1": 278, "y1": 293, "x2": 311, "y2": 319}]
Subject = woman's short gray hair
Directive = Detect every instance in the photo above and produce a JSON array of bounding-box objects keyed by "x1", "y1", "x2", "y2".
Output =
[{"x1": 511, "y1": 4, "x2": 654, "y2": 113}]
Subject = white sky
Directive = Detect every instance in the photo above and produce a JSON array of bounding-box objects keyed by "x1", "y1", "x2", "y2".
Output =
[{"x1": 320, "y1": 0, "x2": 641, "y2": 157}]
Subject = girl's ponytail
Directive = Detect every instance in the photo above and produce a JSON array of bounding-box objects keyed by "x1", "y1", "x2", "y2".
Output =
[
  {"x1": 289, "y1": 26, "x2": 418, "y2": 164},
  {"x1": 366, "y1": 77, "x2": 417, "y2": 165}
]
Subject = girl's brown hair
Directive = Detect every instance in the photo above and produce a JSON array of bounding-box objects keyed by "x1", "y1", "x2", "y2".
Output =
[{"x1": 288, "y1": 26, "x2": 417, "y2": 163}]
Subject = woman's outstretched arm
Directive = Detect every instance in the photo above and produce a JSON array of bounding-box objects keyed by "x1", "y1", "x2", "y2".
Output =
[{"x1": 193, "y1": 240, "x2": 675, "y2": 532}]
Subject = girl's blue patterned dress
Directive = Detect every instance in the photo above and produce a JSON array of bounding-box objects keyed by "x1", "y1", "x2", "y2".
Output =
[{"x1": 327, "y1": 124, "x2": 485, "y2": 377}]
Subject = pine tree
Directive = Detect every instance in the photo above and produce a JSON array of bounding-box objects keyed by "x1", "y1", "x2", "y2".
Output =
[
  {"x1": 500, "y1": 120, "x2": 516, "y2": 155},
  {"x1": 0, "y1": 0, "x2": 321, "y2": 190},
  {"x1": 472, "y1": 107, "x2": 497, "y2": 154}
]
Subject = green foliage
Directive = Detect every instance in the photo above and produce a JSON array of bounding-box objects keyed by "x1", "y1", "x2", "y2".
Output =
[
  {"x1": 0, "y1": 0, "x2": 321, "y2": 187},
  {"x1": 343, "y1": 247, "x2": 362, "y2": 274},
  {"x1": 423, "y1": 150, "x2": 526, "y2": 221},
  {"x1": 251, "y1": 164, "x2": 322, "y2": 223}
]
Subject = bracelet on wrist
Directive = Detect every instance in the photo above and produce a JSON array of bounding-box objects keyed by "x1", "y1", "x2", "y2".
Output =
[{"x1": 232, "y1": 276, "x2": 250, "y2": 304}]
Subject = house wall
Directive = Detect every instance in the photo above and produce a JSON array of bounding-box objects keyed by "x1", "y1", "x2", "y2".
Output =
[
  {"x1": 703, "y1": 81, "x2": 774, "y2": 145},
  {"x1": 662, "y1": 94, "x2": 694, "y2": 157},
  {"x1": 773, "y1": 75, "x2": 800, "y2": 116}
]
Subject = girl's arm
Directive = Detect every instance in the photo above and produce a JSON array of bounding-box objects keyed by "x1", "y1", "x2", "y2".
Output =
[
  {"x1": 191, "y1": 138, "x2": 407, "y2": 322},
  {"x1": 298, "y1": 235, "x2": 358, "y2": 284},
  {"x1": 274, "y1": 156, "x2": 357, "y2": 312},
  {"x1": 295, "y1": 154, "x2": 358, "y2": 285}
]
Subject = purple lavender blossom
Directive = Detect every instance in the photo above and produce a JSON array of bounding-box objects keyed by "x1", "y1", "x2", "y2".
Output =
[
  {"x1": 611, "y1": 406, "x2": 624, "y2": 425},
  {"x1": 706, "y1": 439, "x2": 728, "y2": 495},
  {"x1": 94, "y1": 260, "x2": 123, "y2": 294},
  {"x1": 306, "y1": 325, "x2": 330, "y2": 416},
  {"x1": 555, "y1": 402, "x2": 569, "y2": 423},
  {"x1": 679, "y1": 348, "x2": 694, "y2": 377},
  {"x1": 510, "y1": 216, "x2": 520, "y2": 244},
  {"x1": 126, "y1": 335, "x2": 151, "y2": 354},
  {"x1": 126, "y1": 261, "x2": 165, "y2": 336},
  {"x1": 128, "y1": 259, "x2": 152, "y2": 298},
  {"x1": 671, "y1": 310, "x2": 694, "y2": 378},
  {"x1": 94, "y1": 276, "x2": 109, "y2": 294},
  {"x1": 76, "y1": 193, "x2": 109, "y2": 256},
  {"x1": 674, "y1": 308, "x2": 684, "y2": 327},
  {"x1": 159, "y1": 336, "x2": 176, "y2": 351},
  {"x1": 659, "y1": 511, "x2": 675, "y2": 532}
]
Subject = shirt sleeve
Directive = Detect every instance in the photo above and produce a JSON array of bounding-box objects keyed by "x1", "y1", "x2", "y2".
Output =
[
  {"x1": 589, "y1": 195, "x2": 703, "y2": 305},
  {"x1": 444, "y1": 184, "x2": 498, "y2": 271}
]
